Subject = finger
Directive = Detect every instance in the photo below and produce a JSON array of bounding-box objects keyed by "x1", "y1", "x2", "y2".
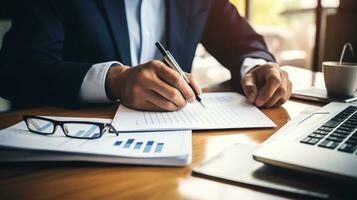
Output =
[
  {"x1": 275, "y1": 79, "x2": 292, "y2": 107},
  {"x1": 156, "y1": 65, "x2": 195, "y2": 103},
  {"x1": 140, "y1": 101, "x2": 166, "y2": 111},
  {"x1": 262, "y1": 87, "x2": 285, "y2": 108},
  {"x1": 123, "y1": 89, "x2": 158, "y2": 111},
  {"x1": 149, "y1": 77, "x2": 187, "y2": 108},
  {"x1": 255, "y1": 69, "x2": 281, "y2": 107},
  {"x1": 263, "y1": 72, "x2": 289, "y2": 107},
  {"x1": 146, "y1": 91, "x2": 180, "y2": 111},
  {"x1": 241, "y1": 73, "x2": 258, "y2": 103},
  {"x1": 185, "y1": 73, "x2": 202, "y2": 95}
]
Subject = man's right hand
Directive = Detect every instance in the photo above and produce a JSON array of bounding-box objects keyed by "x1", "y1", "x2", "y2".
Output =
[{"x1": 105, "y1": 60, "x2": 201, "y2": 111}]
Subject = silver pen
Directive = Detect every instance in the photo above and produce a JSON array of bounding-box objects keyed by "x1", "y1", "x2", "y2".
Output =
[{"x1": 155, "y1": 42, "x2": 205, "y2": 108}]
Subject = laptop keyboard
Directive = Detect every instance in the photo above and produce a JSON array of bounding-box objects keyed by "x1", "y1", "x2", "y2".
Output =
[{"x1": 300, "y1": 106, "x2": 357, "y2": 154}]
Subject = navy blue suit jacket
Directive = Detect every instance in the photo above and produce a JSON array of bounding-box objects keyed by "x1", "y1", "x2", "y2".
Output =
[{"x1": 0, "y1": 0, "x2": 274, "y2": 107}]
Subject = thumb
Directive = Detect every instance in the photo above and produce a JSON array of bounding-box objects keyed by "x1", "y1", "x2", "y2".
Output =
[{"x1": 241, "y1": 73, "x2": 257, "y2": 103}]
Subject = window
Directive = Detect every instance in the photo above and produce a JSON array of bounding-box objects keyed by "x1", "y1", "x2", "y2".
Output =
[
  {"x1": 232, "y1": 0, "x2": 340, "y2": 69},
  {"x1": 192, "y1": 0, "x2": 342, "y2": 87}
]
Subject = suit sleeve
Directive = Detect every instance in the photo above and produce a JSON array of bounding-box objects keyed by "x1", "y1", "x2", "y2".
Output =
[
  {"x1": 0, "y1": 1, "x2": 93, "y2": 107},
  {"x1": 201, "y1": 0, "x2": 275, "y2": 84}
]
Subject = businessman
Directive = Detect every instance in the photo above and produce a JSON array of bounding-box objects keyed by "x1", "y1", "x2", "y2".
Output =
[{"x1": 0, "y1": 0, "x2": 292, "y2": 111}]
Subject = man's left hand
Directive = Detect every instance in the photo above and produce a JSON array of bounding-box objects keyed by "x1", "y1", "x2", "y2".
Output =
[{"x1": 241, "y1": 63, "x2": 292, "y2": 108}]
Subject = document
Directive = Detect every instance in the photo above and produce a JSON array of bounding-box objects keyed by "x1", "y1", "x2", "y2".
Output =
[
  {"x1": 193, "y1": 143, "x2": 334, "y2": 199},
  {"x1": 292, "y1": 87, "x2": 357, "y2": 103},
  {"x1": 0, "y1": 117, "x2": 192, "y2": 166},
  {"x1": 193, "y1": 107, "x2": 337, "y2": 199},
  {"x1": 112, "y1": 92, "x2": 276, "y2": 132}
]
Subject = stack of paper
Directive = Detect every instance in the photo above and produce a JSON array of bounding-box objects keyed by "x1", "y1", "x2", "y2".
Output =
[
  {"x1": 112, "y1": 92, "x2": 276, "y2": 132},
  {"x1": 0, "y1": 92, "x2": 275, "y2": 166},
  {"x1": 0, "y1": 117, "x2": 191, "y2": 166}
]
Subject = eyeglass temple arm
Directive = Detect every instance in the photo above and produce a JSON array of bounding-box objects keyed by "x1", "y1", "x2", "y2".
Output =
[{"x1": 105, "y1": 124, "x2": 119, "y2": 136}]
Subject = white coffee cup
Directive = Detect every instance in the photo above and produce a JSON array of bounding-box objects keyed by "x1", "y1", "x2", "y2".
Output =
[{"x1": 323, "y1": 61, "x2": 357, "y2": 97}]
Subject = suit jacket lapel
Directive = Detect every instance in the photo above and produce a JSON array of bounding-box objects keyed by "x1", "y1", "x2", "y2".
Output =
[
  {"x1": 101, "y1": 0, "x2": 132, "y2": 65},
  {"x1": 166, "y1": 0, "x2": 189, "y2": 72}
]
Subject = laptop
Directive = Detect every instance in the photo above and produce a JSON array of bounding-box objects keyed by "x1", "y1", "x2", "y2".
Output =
[{"x1": 253, "y1": 102, "x2": 357, "y2": 180}]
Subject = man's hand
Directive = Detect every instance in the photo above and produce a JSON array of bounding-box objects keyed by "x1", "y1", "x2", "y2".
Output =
[
  {"x1": 105, "y1": 60, "x2": 201, "y2": 111},
  {"x1": 241, "y1": 63, "x2": 292, "y2": 108}
]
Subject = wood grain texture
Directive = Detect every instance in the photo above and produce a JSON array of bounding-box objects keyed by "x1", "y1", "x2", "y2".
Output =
[{"x1": 0, "y1": 67, "x2": 322, "y2": 200}]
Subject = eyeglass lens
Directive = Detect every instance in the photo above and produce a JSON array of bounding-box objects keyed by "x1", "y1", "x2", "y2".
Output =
[
  {"x1": 63, "y1": 123, "x2": 101, "y2": 139},
  {"x1": 27, "y1": 118, "x2": 55, "y2": 134}
]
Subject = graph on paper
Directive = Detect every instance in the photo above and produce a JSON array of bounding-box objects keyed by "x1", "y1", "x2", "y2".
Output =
[{"x1": 113, "y1": 139, "x2": 164, "y2": 153}]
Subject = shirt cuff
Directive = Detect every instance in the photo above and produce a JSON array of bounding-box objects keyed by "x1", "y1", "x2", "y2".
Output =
[
  {"x1": 240, "y1": 58, "x2": 268, "y2": 77},
  {"x1": 78, "y1": 61, "x2": 122, "y2": 103}
]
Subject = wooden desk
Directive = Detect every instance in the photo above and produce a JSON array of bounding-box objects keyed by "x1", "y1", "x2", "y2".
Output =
[{"x1": 0, "y1": 67, "x2": 323, "y2": 199}]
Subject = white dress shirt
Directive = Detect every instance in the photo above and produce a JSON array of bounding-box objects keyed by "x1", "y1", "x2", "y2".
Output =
[{"x1": 78, "y1": 0, "x2": 267, "y2": 103}]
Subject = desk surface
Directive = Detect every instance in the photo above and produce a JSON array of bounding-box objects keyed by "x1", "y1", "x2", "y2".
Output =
[{"x1": 0, "y1": 66, "x2": 323, "y2": 199}]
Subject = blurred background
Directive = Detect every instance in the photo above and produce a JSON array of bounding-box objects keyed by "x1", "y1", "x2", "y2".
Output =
[
  {"x1": 193, "y1": 0, "x2": 356, "y2": 88},
  {"x1": 0, "y1": 0, "x2": 356, "y2": 112}
]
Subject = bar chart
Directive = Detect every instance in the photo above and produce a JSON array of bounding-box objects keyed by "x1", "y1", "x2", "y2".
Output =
[{"x1": 113, "y1": 139, "x2": 164, "y2": 153}]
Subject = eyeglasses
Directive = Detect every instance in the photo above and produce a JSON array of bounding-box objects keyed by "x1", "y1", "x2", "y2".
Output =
[{"x1": 23, "y1": 115, "x2": 119, "y2": 139}]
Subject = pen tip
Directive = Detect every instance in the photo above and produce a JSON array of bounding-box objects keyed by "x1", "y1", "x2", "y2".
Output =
[{"x1": 199, "y1": 101, "x2": 206, "y2": 108}]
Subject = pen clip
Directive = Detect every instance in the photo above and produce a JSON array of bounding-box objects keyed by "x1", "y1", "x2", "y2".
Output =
[
  {"x1": 163, "y1": 56, "x2": 176, "y2": 71},
  {"x1": 156, "y1": 41, "x2": 190, "y2": 83},
  {"x1": 165, "y1": 53, "x2": 190, "y2": 83}
]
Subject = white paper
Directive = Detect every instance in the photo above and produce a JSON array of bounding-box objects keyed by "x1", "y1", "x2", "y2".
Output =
[
  {"x1": 112, "y1": 92, "x2": 276, "y2": 132},
  {"x1": 0, "y1": 117, "x2": 191, "y2": 164}
]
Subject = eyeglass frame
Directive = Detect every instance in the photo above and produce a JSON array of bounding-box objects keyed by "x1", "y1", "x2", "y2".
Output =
[{"x1": 23, "y1": 115, "x2": 119, "y2": 139}]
